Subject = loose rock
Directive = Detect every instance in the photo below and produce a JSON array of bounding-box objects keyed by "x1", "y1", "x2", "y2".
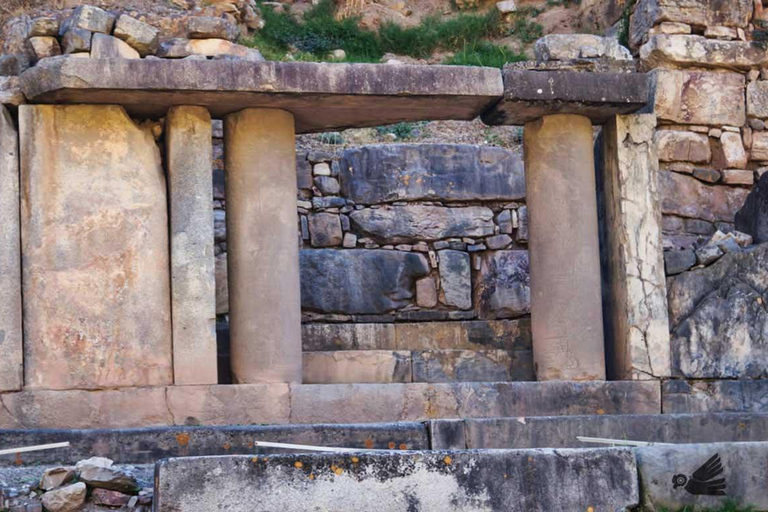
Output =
[{"x1": 40, "y1": 482, "x2": 86, "y2": 512}]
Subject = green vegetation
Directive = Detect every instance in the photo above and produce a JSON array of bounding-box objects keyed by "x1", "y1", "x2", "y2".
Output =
[
  {"x1": 243, "y1": 0, "x2": 536, "y2": 68},
  {"x1": 374, "y1": 121, "x2": 428, "y2": 140},
  {"x1": 658, "y1": 501, "x2": 755, "y2": 512}
]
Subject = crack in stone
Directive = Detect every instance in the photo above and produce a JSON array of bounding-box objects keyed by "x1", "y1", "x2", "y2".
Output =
[{"x1": 0, "y1": 393, "x2": 22, "y2": 428}]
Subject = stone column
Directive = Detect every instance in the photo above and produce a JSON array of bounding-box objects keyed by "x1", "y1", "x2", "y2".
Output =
[
  {"x1": 0, "y1": 105, "x2": 22, "y2": 392},
  {"x1": 224, "y1": 108, "x2": 302, "y2": 383},
  {"x1": 523, "y1": 114, "x2": 605, "y2": 381},
  {"x1": 166, "y1": 106, "x2": 218, "y2": 385}
]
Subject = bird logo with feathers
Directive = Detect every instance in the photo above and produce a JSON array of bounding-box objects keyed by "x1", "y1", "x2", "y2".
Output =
[{"x1": 672, "y1": 453, "x2": 727, "y2": 496}]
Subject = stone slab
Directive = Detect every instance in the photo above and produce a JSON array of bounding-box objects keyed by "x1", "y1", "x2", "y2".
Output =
[
  {"x1": 302, "y1": 350, "x2": 412, "y2": 384},
  {"x1": 483, "y1": 70, "x2": 650, "y2": 126},
  {"x1": 636, "y1": 442, "x2": 768, "y2": 511},
  {"x1": 339, "y1": 144, "x2": 525, "y2": 204},
  {"x1": 475, "y1": 250, "x2": 530, "y2": 319},
  {"x1": 300, "y1": 249, "x2": 430, "y2": 314},
  {"x1": 0, "y1": 423, "x2": 429, "y2": 466},
  {"x1": 19, "y1": 58, "x2": 503, "y2": 134},
  {"x1": 640, "y1": 35, "x2": 768, "y2": 70},
  {"x1": 443, "y1": 413, "x2": 768, "y2": 450},
  {"x1": 411, "y1": 349, "x2": 533, "y2": 382},
  {"x1": 659, "y1": 170, "x2": 750, "y2": 223},
  {"x1": 19, "y1": 104, "x2": 172, "y2": 390},
  {"x1": 663, "y1": 380, "x2": 768, "y2": 414},
  {"x1": 0, "y1": 105, "x2": 22, "y2": 392},
  {"x1": 155, "y1": 449, "x2": 638, "y2": 512}
]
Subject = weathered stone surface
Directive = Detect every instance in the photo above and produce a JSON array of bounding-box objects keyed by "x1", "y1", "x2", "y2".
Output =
[
  {"x1": 655, "y1": 130, "x2": 710, "y2": 162},
  {"x1": 41, "y1": 482, "x2": 86, "y2": 512},
  {"x1": 695, "y1": 243, "x2": 724, "y2": 265},
  {"x1": 484, "y1": 70, "x2": 650, "y2": 125},
  {"x1": 20, "y1": 58, "x2": 504, "y2": 133},
  {"x1": 314, "y1": 175, "x2": 340, "y2": 195},
  {"x1": 412, "y1": 349, "x2": 533, "y2": 382},
  {"x1": 19, "y1": 105, "x2": 172, "y2": 390},
  {"x1": 159, "y1": 38, "x2": 265, "y2": 61},
  {"x1": 667, "y1": 244, "x2": 768, "y2": 378},
  {"x1": 60, "y1": 28, "x2": 92, "y2": 54},
  {"x1": 475, "y1": 250, "x2": 530, "y2": 319},
  {"x1": 0, "y1": 76, "x2": 24, "y2": 106},
  {"x1": 91, "y1": 33, "x2": 140, "y2": 59},
  {"x1": 664, "y1": 249, "x2": 696, "y2": 275},
  {"x1": 652, "y1": 70, "x2": 745, "y2": 127},
  {"x1": 40, "y1": 467, "x2": 75, "y2": 491},
  {"x1": 630, "y1": 0, "x2": 753, "y2": 49},
  {"x1": 721, "y1": 168, "x2": 753, "y2": 185},
  {"x1": 659, "y1": 170, "x2": 750, "y2": 223},
  {"x1": 78, "y1": 463, "x2": 139, "y2": 493},
  {"x1": 0, "y1": 55, "x2": 25, "y2": 76},
  {"x1": 0, "y1": 107, "x2": 21, "y2": 392},
  {"x1": 640, "y1": 35, "x2": 768, "y2": 70},
  {"x1": 303, "y1": 350, "x2": 411, "y2": 384},
  {"x1": 454, "y1": 413, "x2": 768, "y2": 450},
  {"x1": 300, "y1": 249, "x2": 429, "y2": 314},
  {"x1": 534, "y1": 34, "x2": 632, "y2": 61},
  {"x1": 751, "y1": 131, "x2": 768, "y2": 161},
  {"x1": 308, "y1": 212, "x2": 343, "y2": 247},
  {"x1": 165, "y1": 384, "x2": 291, "y2": 426},
  {"x1": 155, "y1": 449, "x2": 639, "y2": 512},
  {"x1": 350, "y1": 205, "x2": 494, "y2": 243},
  {"x1": 415, "y1": 276, "x2": 438, "y2": 308},
  {"x1": 302, "y1": 323, "x2": 397, "y2": 351},
  {"x1": 747, "y1": 80, "x2": 768, "y2": 119},
  {"x1": 29, "y1": 17, "x2": 59, "y2": 37},
  {"x1": 339, "y1": 144, "x2": 524, "y2": 204},
  {"x1": 662, "y1": 379, "x2": 768, "y2": 413},
  {"x1": 719, "y1": 131, "x2": 747, "y2": 168},
  {"x1": 215, "y1": 252, "x2": 228, "y2": 315},
  {"x1": 187, "y1": 16, "x2": 239, "y2": 41},
  {"x1": 599, "y1": 114, "x2": 671, "y2": 379},
  {"x1": 735, "y1": 173, "x2": 768, "y2": 244},
  {"x1": 166, "y1": 107, "x2": 217, "y2": 385},
  {"x1": 113, "y1": 15, "x2": 160, "y2": 56},
  {"x1": 66, "y1": 5, "x2": 114, "y2": 34},
  {"x1": 438, "y1": 250, "x2": 471, "y2": 310},
  {"x1": 636, "y1": 442, "x2": 768, "y2": 511},
  {"x1": 27, "y1": 36, "x2": 60, "y2": 61},
  {"x1": 692, "y1": 167, "x2": 720, "y2": 184},
  {"x1": 91, "y1": 488, "x2": 132, "y2": 508}
]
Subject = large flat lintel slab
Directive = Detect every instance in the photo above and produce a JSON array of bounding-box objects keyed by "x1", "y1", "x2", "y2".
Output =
[
  {"x1": 483, "y1": 69, "x2": 651, "y2": 125},
  {"x1": 19, "y1": 58, "x2": 503, "y2": 133}
]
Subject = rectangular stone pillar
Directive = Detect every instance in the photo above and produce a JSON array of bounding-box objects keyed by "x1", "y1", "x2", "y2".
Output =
[
  {"x1": 599, "y1": 114, "x2": 671, "y2": 380},
  {"x1": 20, "y1": 105, "x2": 172, "y2": 390},
  {"x1": 225, "y1": 108, "x2": 302, "y2": 383},
  {"x1": 166, "y1": 106, "x2": 218, "y2": 385},
  {"x1": 0, "y1": 105, "x2": 22, "y2": 391}
]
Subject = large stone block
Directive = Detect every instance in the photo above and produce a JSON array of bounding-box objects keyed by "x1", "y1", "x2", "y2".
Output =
[
  {"x1": 747, "y1": 81, "x2": 768, "y2": 119},
  {"x1": 659, "y1": 170, "x2": 750, "y2": 223},
  {"x1": 475, "y1": 250, "x2": 530, "y2": 319},
  {"x1": 166, "y1": 106, "x2": 217, "y2": 385},
  {"x1": 302, "y1": 350, "x2": 412, "y2": 384},
  {"x1": 350, "y1": 205, "x2": 494, "y2": 243},
  {"x1": 302, "y1": 323, "x2": 397, "y2": 351},
  {"x1": 640, "y1": 35, "x2": 768, "y2": 70},
  {"x1": 636, "y1": 442, "x2": 768, "y2": 511},
  {"x1": 0, "y1": 106, "x2": 21, "y2": 392},
  {"x1": 438, "y1": 250, "x2": 471, "y2": 309},
  {"x1": 655, "y1": 129, "x2": 710, "y2": 163},
  {"x1": 395, "y1": 318, "x2": 532, "y2": 352},
  {"x1": 165, "y1": 384, "x2": 290, "y2": 426},
  {"x1": 667, "y1": 243, "x2": 768, "y2": 379},
  {"x1": 19, "y1": 105, "x2": 172, "y2": 390},
  {"x1": 300, "y1": 249, "x2": 430, "y2": 314},
  {"x1": 735, "y1": 173, "x2": 768, "y2": 244},
  {"x1": 155, "y1": 449, "x2": 639, "y2": 512},
  {"x1": 339, "y1": 144, "x2": 524, "y2": 204},
  {"x1": 630, "y1": 0, "x2": 753, "y2": 49},
  {"x1": 534, "y1": 34, "x2": 632, "y2": 61},
  {"x1": 411, "y1": 349, "x2": 533, "y2": 382},
  {"x1": 652, "y1": 70, "x2": 745, "y2": 127},
  {"x1": 662, "y1": 379, "x2": 768, "y2": 413}
]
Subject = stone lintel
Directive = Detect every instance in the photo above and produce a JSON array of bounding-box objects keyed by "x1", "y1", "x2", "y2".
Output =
[
  {"x1": 19, "y1": 58, "x2": 503, "y2": 133},
  {"x1": 483, "y1": 70, "x2": 651, "y2": 125}
]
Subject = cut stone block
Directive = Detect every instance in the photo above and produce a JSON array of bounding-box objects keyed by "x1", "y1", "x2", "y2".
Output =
[
  {"x1": 640, "y1": 35, "x2": 768, "y2": 70},
  {"x1": 166, "y1": 107, "x2": 217, "y2": 385},
  {"x1": 302, "y1": 350, "x2": 412, "y2": 384},
  {"x1": 0, "y1": 76, "x2": 24, "y2": 106},
  {"x1": 662, "y1": 379, "x2": 768, "y2": 414},
  {"x1": 91, "y1": 33, "x2": 140, "y2": 59},
  {"x1": 302, "y1": 323, "x2": 397, "y2": 351},
  {"x1": 19, "y1": 105, "x2": 172, "y2": 390},
  {"x1": 411, "y1": 349, "x2": 533, "y2": 382},
  {"x1": 747, "y1": 80, "x2": 768, "y2": 119},
  {"x1": 155, "y1": 449, "x2": 639, "y2": 512},
  {"x1": 659, "y1": 170, "x2": 750, "y2": 223},
  {"x1": 474, "y1": 250, "x2": 530, "y2": 319},
  {"x1": 534, "y1": 34, "x2": 632, "y2": 61},
  {"x1": 165, "y1": 384, "x2": 290, "y2": 426},
  {"x1": 113, "y1": 15, "x2": 160, "y2": 56},
  {"x1": 308, "y1": 212, "x2": 343, "y2": 247},
  {"x1": 20, "y1": 58, "x2": 503, "y2": 134},
  {"x1": 655, "y1": 129, "x2": 711, "y2": 163},
  {"x1": 339, "y1": 144, "x2": 524, "y2": 204},
  {"x1": 395, "y1": 318, "x2": 532, "y2": 352},
  {"x1": 0, "y1": 106, "x2": 21, "y2": 392},
  {"x1": 652, "y1": 70, "x2": 746, "y2": 127},
  {"x1": 66, "y1": 5, "x2": 115, "y2": 34},
  {"x1": 300, "y1": 249, "x2": 429, "y2": 315},
  {"x1": 350, "y1": 205, "x2": 495, "y2": 243},
  {"x1": 27, "y1": 36, "x2": 61, "y2": 61},
  {"x1": 187, "y1": 16, "x2": 239, "y2": 41},
  {"x1": 599, "y1": 114, "x2": 670, "y2": 379},
  {"x1": 438, "y1": 249, "x2": 471, "y2": 309},
  {"x1": 61, "y1": 28, "x2": 93, "y2": 54}
]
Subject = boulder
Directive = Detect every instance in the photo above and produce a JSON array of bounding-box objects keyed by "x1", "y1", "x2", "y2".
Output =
[
  {"x1": 39, "y1": 467, "x2": 75, "y2": 491},
  {"x1": 91, "y1": 33, "x2": 140, "y2": 59},
  {"x1": 350, "y1": 205, "x2": 495, "y2": 243},
  {"x1": 90, "y1": 488, "x2": 133, "y2": 507},
  {"x1": 667, "y1": 243, "x2": 768, "y2": 378},
  {"x1": 27, "y1": 36, "x2": 61, "y2": 61},
  {"x1": 158, "y1": 38, "x2": 265, "y2": 61},
  {"x1": 663, "y1": 249, "x2": 695, "y2": 275},
  {"x1": 640, "y1": 35, "x2": 768, "y2": 70},
  {"x1": 652, "y1": 70, "x2": 745, "y2": 127},
  {"x1": 475, "y1": 250, "x2": 530, "y2": 319},
  {"x1": 0, "y1": 55, "x2": 25, "y2": 76},
  {"x1": 534, "y1": 34, "x2": 632, "y2": 61},
  {"x1": 29, "y1": 17, "x2": 59, "y2": 37},
  {"x1": 113, "y1": 15, "x2": 160, "y2": 56},
  {"x1": 61, "y1": 28, "x2": 92, "y2": 54},
  {"x1": 735, "y1": 172, "x2": 768, "y2": 244},
  {"x1": 78, "y1": 462, "x2": 139, "y2": 493},
  {"x1": 300, "y1": 249, "x2": 430, "y2": 314},
  {"x1": 339, "y1": 144, "x2": 524, "y2": 204},
  {"x1": 187, "y1": 16, "x2": 239, "y2": 41},
  {"x1": 438, "y1": 250, "x2": 471, "y2": 310},
  {"x1": 64, "y1": 5, "x2": 114, "y2": 34},
  {"x1": 308, "y1": 212, "x2": 343, "y2": 247},
  {"x1": 41, "y1": 482, "x2": 86, "y2": 512}
]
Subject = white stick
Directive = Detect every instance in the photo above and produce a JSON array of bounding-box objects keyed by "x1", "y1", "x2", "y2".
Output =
[
  {"x1": 577, "y1": 436, "x2": 674, "y2": 447},
  {"x1": 253, "y1": 440, "x2": 395, "y2": 453},
  {"x1": 0, "y1": 442, "x2": 70, "y2": 456}
]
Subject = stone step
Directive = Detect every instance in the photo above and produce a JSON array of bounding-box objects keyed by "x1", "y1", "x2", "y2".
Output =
[
  {"x1": 429, "y1": 412, "x2": 768, "y2": 450},
  {"x1": 0, "y1": 381, "x2": 659, "y2": 429},
  {"x1": 302, "y1": 349, "x2": 534, "y2": 384}
]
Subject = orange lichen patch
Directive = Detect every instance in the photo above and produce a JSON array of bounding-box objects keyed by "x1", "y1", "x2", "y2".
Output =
[
  {"x1": 294, "y1": 461, "x2": 304, "y2": 469},
  {"x1": 176, "y1": 433, "x2": 191, "y2": 447},
  {"x1": 596, "y1": 408, "x2": 606, "y2": 415},
  {"x1": 14, "y1": 454, "x2": 22, "y2": 466},
  {"x1": 388, "y1": 442, "x2": 396, "y2": 449},
  {"x1": 351, "y1": 457, "x2": 360, "y2": 464},
  {"x1": 443, "y1": 456, "x2": 452, "y2": 465},
  {"x1": 251, "y1": 457, "x2": 259, "y2": 463},
  {"x1": 334, "y1": 467, "x2": 344, "y2": 476},
  {"x1": 247, "y1": 441, "x2": 254, "y2": 448},
  {"x1": 364, "y1": 439, "x2": 374, "y2": 449},
  {"x1": 309, "y1": 474, "x2": 315, "y2": 480},
  {"x1": 399, "y1": 444, "x2": 407, "y2": 450},
  {"x1": 587, "y1": 507, "x2": 595, "y2": 512},
  {"x1": 223, "y1": 442, "x2": 231, "y2": 450}
]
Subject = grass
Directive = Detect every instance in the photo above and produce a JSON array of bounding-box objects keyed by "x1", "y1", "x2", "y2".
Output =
[
  {"x1": 244, "y1": 0, "x2": 533, "y2": 67},
  {"x1": 374, "y1": 121, "x2": 427, "y2": 140},
  {"x1": 658, "y1": 501, "x2": 755, "y2": 512}
]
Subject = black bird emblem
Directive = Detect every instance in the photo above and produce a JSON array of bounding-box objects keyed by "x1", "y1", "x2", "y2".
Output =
[{"x1": 672, "y1": 453, "x2": 727, "y2": 496}]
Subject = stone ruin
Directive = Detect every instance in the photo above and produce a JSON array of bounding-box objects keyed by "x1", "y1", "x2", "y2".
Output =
[{"x1": 1, "y1": 0, "x2": 768, "y2": 510}]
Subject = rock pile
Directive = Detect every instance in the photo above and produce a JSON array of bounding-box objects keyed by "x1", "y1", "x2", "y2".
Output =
[{"x1": 1, "y1": 457, "x2": 151, "y2": 512}]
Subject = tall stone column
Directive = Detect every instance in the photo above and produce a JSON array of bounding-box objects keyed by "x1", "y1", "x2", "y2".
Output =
[
  {"x1": 166, "y1": 106, "x2": 218, "y2": 385},
  {"x1": 523, "y1": 114, "x2": 606, "y2": 381},
  {"x1": 224, "y1": 108, "x2": 302, "y2": 383},
  {"x1": 0, "y1": 105, "x2": 22, "y2": 392}
]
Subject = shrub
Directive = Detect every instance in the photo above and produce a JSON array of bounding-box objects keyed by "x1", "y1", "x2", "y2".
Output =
[{"x1": 445, "y1": 41, "x2": 527, "y2": 68}]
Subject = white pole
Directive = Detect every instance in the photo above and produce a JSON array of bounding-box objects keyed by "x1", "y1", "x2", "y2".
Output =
[
  {"x1": 0, "y1": 442, "x2": 70, "y2": 456},
  {"x1": 253, "y1": 440, "x2": 397, "y2": 453},
  {"x1": 577, "y1": 436, "x2": 675, "y2": 447}
]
